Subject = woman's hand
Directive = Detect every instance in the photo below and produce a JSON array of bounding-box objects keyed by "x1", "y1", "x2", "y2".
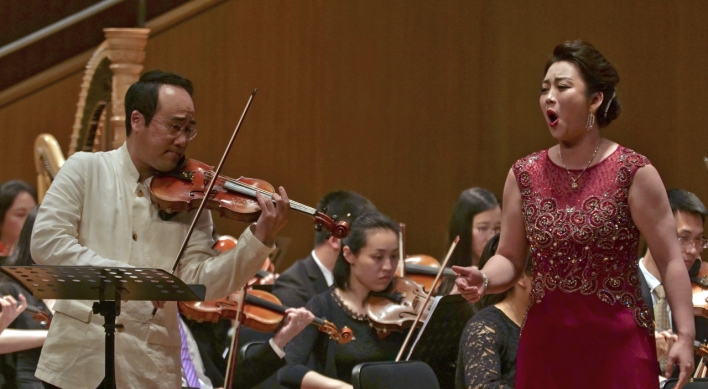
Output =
[
  {"x1": 272, "y1": 307, "x2": 314, "y2": 350},
  {"x1": 0, "y1": 295, "x2": 26, "y2": 333},
  {"x1": 666, "y1": 335, "x2": 694, "y2": 388},
  {"x1": 452, "y1": 266, "x2": 486, "y2": 303}
]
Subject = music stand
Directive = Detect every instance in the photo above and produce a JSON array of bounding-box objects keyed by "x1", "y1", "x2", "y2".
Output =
[
  {"x1": 405, "y1": 294, "x2": 473, "y2": 388},
  {"x1": 0, "y1": 265, "x2": 205, "y2": 389}
]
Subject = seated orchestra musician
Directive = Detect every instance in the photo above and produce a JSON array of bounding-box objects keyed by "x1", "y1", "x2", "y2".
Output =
[
  {"x1": 0, "y1": 207, "x2": 50, "y2": 388},
  {"x1": 278, "y1": 212, "x2": 406, "y2": 389},
  {"x1": 0, "y1": 180, "x2": 37, "y2": 257},
  {"x1": 456, "y1": 234, "x2": 531, "y2": 389},
  {"x1": 0, "y1": 295, "x2": 27, "y2": 339},
  {"x1": 180, "y1": 305, "x2": 314, "y2": 389},
  {"x1": 638, "y1": 188, "x2": 708, "y2": 378},
  {"x1": 28, "y1": 70, "x2": 290, "y2": 389},
  {"x1": 440, "y1": 187, "x2": 500, "y2": 295},
  {"x1": 273, "y1": 190, "x2": 376, "y2": 308}
]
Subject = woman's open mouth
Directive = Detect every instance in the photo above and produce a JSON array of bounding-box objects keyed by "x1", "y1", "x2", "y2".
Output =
[{"x1": 547, "y1": 109, "x2": 559, "y2": 127}]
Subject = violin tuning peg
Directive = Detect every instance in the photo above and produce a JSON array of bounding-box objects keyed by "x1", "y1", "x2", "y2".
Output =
[
  {"x1": 314, "y1": 224, "x2": 322, "y2": 232},
  {"x1": 332, "y1": 215, "x2": 339, "y2": 222}
]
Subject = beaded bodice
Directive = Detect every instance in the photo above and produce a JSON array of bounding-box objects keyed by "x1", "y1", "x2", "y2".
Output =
[{"x1": 513, "y1": 145, "x2": 653, "y2": 331}]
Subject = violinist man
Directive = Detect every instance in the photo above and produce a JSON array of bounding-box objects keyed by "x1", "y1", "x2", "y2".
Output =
[
  {"x1": 30, "y1": 70, "x2": 290, "y2": 389},
  {"x1": 638, "y1": 188, "x2": 708, "y2": 377},
  {"x1": 272, "y1": 190, "x2": 376, "y2": 308}
]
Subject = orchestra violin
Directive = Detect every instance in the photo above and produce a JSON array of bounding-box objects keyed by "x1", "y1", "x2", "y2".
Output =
[{"x1": 179, "y1": 288, "x2": 351, "y2": 344}]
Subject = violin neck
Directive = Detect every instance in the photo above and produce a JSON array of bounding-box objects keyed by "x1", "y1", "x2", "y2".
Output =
[
  {"x1": 223, "y1": 180, "x2": 317, "y2": 216},
  {"x1": 243, "y1": 293, "x2": 327, "y2": 327},
  {"x1": 244, "y1": 293, "x2": 287, "y2": 314},
  {"x1": 404, "y1": 264, "x2": 456, "y2": 278}
]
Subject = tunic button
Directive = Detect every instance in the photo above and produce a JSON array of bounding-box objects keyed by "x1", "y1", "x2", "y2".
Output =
[
  {"x1": 136, "y1": 189, "x2": 143, "y2": 197},
  {"x1": 132, "y1": 232, "x2": 138, "y2": 241}
]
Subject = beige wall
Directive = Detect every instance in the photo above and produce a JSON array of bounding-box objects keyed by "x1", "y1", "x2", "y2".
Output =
[{"x1": 2, "y1": 0, "x2": 707, "y2": 270}]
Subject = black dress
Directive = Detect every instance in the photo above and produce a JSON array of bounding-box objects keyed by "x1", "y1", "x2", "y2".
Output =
[
  {"x1": 0, "y1": 283, "x2": 51, "y2": 389},
  {"x1": 456, "y1": 305, "x2": 519, "y2": 389},
  {"x1": 278, "y1": 288, "x2": 406, "y2": 388}
]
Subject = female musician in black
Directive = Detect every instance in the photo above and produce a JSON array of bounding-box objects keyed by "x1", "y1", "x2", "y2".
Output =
[
  {"x1": 0, "y1": 208, "x2": 50, "y2": 389},
  {"x1": 278, "y1": 212, "x2": 405, "y2": 389}
]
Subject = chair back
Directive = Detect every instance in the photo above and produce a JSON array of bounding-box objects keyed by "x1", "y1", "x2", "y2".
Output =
[
  {"x1": 238, "y1": 340, "x2": 267, "y2": 361},
  {"x1": 351, "y1": 361, "x2": 440, "y2": 389},
  {"x1": 663, "y1": 378, "x2": 708, "y2": 388}
]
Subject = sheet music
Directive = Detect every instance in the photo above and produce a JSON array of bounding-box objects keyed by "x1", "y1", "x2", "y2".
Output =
[{"x1": 407, "y1": 295, "x2": 443, "y2": 356}]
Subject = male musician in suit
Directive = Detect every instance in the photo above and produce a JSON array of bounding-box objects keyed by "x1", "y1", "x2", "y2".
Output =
[
  {"x1": 272, "y1": 191, "x2": 376, "y2": 308},
  {"x1": 638, "y1": 188, "x2": 708, "y2": 376},
  {"x1": 30, "y1": 70, "x2": 290, "y2": 389}
]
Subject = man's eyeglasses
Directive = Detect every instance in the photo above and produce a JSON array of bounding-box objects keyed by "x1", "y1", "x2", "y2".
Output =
[
  {"x1": 165, "y1": 122, "x2": 198, "y2": 142},
  {"x1": 678, "y1": 236, "x2": 708, "y2": 250}
]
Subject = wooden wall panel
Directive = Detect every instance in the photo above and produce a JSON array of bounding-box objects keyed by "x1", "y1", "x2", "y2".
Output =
[
  {"x1": 1, "y1": 0, "x2": 706, "y2": 271},
  {"x1": 0, "y1": 73, "x2": 82, "y2": 182}
]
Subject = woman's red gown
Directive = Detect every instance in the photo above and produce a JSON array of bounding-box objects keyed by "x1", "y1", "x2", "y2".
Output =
[{"x1": 513, "y1": 145, "x2": 658, "y2": 389}]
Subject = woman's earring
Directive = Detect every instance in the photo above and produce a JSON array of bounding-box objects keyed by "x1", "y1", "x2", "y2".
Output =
[{"x1": 586, "y1": 112, "x2": 595, "y2": 130}]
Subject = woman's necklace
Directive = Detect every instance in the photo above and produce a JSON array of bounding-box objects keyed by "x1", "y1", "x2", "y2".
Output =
[
  {"x1": 557, "y1": 138, "x2": 603, "y2": 190},
  {"x1": 332, "y1": 288, "x2": 368, "y2": 321}
]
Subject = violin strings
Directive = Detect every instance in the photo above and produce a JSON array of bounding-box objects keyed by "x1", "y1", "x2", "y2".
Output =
[
  {"x1": 221, "y1": 177, "x2": 316, "y2": 214},
  {"x1": 210, "y1": 170, "x2": 316, "y2": 214}
]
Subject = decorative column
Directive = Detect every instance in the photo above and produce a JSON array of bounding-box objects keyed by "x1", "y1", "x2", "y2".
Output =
[{"x1": 103, "y1": 28, "x2": 150, "y2": 149}]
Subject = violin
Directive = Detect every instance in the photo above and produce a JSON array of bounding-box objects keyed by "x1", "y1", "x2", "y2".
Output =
[
  {"x1": 150, "y1": 159, "x2": 349, "y2": 239},
  {"x1": 179, "y1": 289, "x2": 352, "y2": 343},
  {"x1": 399, "y1": 255, "x2": 456, "y2": 294},
  {"x1": 366, "y1": 277, "x2": 433, "y2": 334},
  {"x1": 689, "y1": 260, "x2": 708, "y2": 318},
  {"x1": 694, "y1": 340, "x2": 708, "y2": 378}
]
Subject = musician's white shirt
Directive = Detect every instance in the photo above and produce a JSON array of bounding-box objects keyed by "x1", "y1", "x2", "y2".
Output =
[{"x1": 31, "y1": 143, "x2": 272, "y2": 389}]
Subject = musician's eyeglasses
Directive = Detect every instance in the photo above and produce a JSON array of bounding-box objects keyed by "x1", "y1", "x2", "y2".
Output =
[
  {"x1": 474, "y1": 226, "x2": 501, "y2": 236},
  {"x1": 678, "y1": 236, "x2": 708, "y2": 250},
  {"x1": 164, "y1": 122, "x2": 198, "y2": 142}
]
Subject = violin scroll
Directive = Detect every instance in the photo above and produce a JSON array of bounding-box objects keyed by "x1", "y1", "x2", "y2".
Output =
[
  {"x1": 313, "y1": 212, "x2": 349, "y2": 240},
  {"x1": 317, "y1": 320, "x2": 353, "y2": 344},
  {"x1": 339, "y1": 326, "x2": 354, "y2": 343}
]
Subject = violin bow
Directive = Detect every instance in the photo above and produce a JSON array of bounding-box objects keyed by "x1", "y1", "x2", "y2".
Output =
[
  {"x1": 150, "y1": 89, "x2": 257, "y2": 320},
  {"x1": 395, "y1": 235, "x2": 459, "y2": 362},
  {"x1": 397, "y1": 223, "x2": 406, "y2": 277},
  {"x1": 224, "y1": 287, "x2": 249, "y2": 388}
]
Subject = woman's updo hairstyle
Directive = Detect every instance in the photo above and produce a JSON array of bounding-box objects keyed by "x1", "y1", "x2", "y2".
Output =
[
  {"x1": 545, "y1": 40, "x2": 621, "y2": 128},
  {"x1": 332, "y1": 211, "x2": 399, "y2": 290}
]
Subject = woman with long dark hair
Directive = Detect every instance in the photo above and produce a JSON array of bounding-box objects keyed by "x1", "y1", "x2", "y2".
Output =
[
  {"x1": 439, "y1": 188, "x2": 500, "y2": 295},
  {"x1": 0, "y1": 181, "x2": 36, "y2": 257},
  {"x1": 447, "y1": 188, "x2": 501, "y2": 269}
]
